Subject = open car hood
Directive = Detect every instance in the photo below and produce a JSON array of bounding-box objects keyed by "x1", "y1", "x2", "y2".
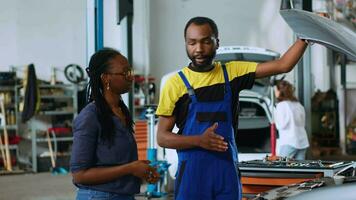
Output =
[{"x1": 280, "y1": 9, "x2": 356, "y2": 61}]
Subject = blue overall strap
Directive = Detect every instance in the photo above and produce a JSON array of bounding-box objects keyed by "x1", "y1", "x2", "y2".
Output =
[
  {"x1": 178, "y1": 71, "x2": 197, "y2": 102},
  {"x1": 221, "y1": 64, "x2": 231, "y2": 93}
]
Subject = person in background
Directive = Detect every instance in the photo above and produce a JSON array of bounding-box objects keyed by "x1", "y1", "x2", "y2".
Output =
[
  {"x1": 274, "y1": 80, "x2": 310, "y2": 160},
  {"x1": 70, "y1": 48, "x2": 159, "y2": 200},
  {"x1": 156, "y1": 16, "x2": 309, "y2": 200}
]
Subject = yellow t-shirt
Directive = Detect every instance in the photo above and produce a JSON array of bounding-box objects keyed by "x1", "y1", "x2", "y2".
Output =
[{"x1": 156, "y1": 61, "x2": 257, "y2": 133}]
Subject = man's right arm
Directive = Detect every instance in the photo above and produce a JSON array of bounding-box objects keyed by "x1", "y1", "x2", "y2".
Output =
[{"x1": 157, "y1": 115, "x2": 228, "y2": 151}]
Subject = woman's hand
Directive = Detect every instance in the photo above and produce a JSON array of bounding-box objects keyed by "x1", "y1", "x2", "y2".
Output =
[{"x1": 129, "y1": 160, "x2": 160, "y2": 183}]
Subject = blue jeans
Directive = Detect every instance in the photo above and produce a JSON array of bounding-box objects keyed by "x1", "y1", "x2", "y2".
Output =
[
  {"x1": 76, "y1": 188, "x2": 135, "y2": 200},
  {"x1": 279, "y1": 145, "x2": 307, "y2": 160}
]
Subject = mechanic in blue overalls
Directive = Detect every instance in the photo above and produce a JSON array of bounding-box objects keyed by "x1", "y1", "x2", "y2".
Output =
[{"x1": 156, "y1": 16, "x2": 308, "y2": 200}]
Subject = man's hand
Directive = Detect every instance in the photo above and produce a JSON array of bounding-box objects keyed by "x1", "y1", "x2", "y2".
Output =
[{"x1": 198, "y1": 123, "x2": 228, "y2": 152}]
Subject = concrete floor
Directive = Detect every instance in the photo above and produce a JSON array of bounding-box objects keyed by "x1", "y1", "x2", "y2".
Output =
[
  {"x1": 0, "y1": 172, "x2": 173, "y2": 200},
  {"x1": 0, "y1": 172, "x2": 76, "y2": 200}
]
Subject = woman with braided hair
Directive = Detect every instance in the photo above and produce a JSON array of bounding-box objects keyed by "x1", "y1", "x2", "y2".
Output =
[
  {"x1": 70, "y1": 48, "x2": 159, "y2": 200},
  {"x1": 274, "y1": 80, "x2": 310, "y2": 160}
]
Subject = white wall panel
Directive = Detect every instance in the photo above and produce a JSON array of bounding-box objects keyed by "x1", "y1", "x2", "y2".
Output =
[{"x1": 0, "y1": 0, "x2": 86, "y2": 82}]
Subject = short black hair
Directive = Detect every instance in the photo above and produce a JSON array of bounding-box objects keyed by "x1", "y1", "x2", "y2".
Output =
[{"x1": 184, "y1": 16, "x2": 219, "y2": 38}]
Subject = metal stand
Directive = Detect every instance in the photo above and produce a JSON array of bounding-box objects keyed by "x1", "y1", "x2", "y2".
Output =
[{"x1": 145, "y1": 106, "x2": 170, "y2": 199}]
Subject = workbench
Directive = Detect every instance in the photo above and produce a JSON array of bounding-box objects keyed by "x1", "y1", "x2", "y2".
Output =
[{"x1": 239, "y1": 159, "x2": 353, "y2": 199}]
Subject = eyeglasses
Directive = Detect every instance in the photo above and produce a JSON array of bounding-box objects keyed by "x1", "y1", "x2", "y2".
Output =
[{"x1": 106, "y1": 68, "x2": 134, "y2": 79}]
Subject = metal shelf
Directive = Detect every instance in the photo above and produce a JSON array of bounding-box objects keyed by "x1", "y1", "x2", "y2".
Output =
[
  {"x1": 0, "y1": 86, "x2": 16, "y2": 91},
  {"x1": 40, "y1": 95, "x2": 73, "y2": 99},
  {"x1": 39, "y1": 110, "x2": 74, "y2": 115},
  {"x1": 19, "y1": 95, "x2": 72, "y2": 100},
  {"x1": 0, "y1": 144, "x2": 18, "y2": 150},
  {"x1": 0, "y1": 125, "x2": 17, "y2": 130},
  {"x1": 35, "y1": 137, "x2": 73, "y2": 143},
  {"x1": 38, "y1": 84, "x2": 73, "y2": 89}
]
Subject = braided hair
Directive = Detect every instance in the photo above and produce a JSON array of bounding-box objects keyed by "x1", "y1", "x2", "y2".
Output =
[{"x1": 86, "y1": 48, "x2": 134, "y2": 144}]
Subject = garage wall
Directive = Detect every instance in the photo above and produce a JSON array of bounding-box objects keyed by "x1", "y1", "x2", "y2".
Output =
[
  {"x1": 0, "y1": 0, "x2": 87, "y2": 82},
  {"x1": 2, "y1": 0, "x2": 343, "y2": 97},
  {"x1": 148, "y1": 0, "x2": 295, "y2": 91},
  {"x1": 0, "y1": 0, "x2": 295, "y2": 89},
  {"x1": 0, "y1": 1, "x2": 18, "y2": 68}
]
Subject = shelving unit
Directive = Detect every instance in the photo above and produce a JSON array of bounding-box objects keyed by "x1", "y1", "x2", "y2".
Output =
[
  {"x1": 23, "y1": 83, "x2": 78, "y2": 172},
  {"x1": 133, "y1": 74, "x2": 156, "y2": 120},
  {"x1": 311, "y1": 90, "x2": 340, "y2": 157},
  {"x1": 0, "y1": 72, "x2": 20, "y2": 171}
]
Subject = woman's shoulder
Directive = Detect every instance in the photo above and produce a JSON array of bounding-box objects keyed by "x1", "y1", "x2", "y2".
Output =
[
  {"x1": 278, "y1": 100, "x2": 300, "y2": 105},
  {"x1": 278, "y1": 101, "x2": 304, "y2": 111},
  {"x1": 75, "y1": 102, "x2": 98, "y2": 122},
  {"x1": 80, "y1": 102, "x2": 97, "y2": 113},
  {"x1": 276, "y1": 101, "x2": 290, "y2": 107},
  {"x1": 287, "y1": 100, "x2": 303, "y2": 108},
  {"x1": 276, "y1": 100, "x2": 298, "y2": 110}
]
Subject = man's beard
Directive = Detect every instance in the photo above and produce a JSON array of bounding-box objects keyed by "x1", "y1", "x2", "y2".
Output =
[{"x1": 187, "y1": 50, "x2": 216, "y2": 68}]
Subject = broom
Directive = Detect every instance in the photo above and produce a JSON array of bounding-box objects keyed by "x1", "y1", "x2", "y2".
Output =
[
  {"x1": 46, "y1": 130, "x2": 67, "y2": 175},
  {"x1": 0, "y1": 94, "x2": 12, "y2": 171},
  {"x1": 0, "y1": 132, "x2": 8, "y2": 170}
]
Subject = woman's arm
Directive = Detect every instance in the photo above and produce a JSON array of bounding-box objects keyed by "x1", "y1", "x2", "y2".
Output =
[
  {"x1": 71, "y1": 108, "x2": 159, "y2": 185},
  {"x1": 72, "y1": 160, "x2": 159, "y2": 185}
]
